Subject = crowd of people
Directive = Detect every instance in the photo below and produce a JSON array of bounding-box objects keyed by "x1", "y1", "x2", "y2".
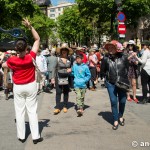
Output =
[{"x1": 0, "y1": 19, "x2": 150, "y2": 143}]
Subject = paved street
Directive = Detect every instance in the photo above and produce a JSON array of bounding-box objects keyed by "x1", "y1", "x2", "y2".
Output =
[{"x1": 0, "y1": 85, "x2": 150, "y2": 150}]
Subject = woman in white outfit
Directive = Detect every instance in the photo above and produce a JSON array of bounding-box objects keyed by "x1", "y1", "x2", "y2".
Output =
[
  {"x1": 134, "y1": 43, "x2": 150, "y2": 104},
  {"x1": 2, "y1": 18, "x2": 43, "y2": 144}
]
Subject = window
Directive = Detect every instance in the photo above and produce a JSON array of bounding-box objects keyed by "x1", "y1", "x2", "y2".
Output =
[
  {"x1": 50, "y1": 14, "x2": 55, "y2": 17},
  {"x1": 58, "y1": 8, "x2": 61, "y2": 11},
  {"x1": 50, "y1": 9, "x2": 55, "y2": 12}
]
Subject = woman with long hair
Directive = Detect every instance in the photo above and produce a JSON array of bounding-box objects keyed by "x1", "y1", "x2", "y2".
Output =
[
  {"x1": 2, "y1": 18, "x2": 43, "y2": 144},
  {"x1": 126, "y1": 40, "x2": 139, "y2": 103}
]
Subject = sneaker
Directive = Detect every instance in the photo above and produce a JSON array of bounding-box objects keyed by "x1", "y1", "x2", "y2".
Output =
[
  {"x1": 77, "y1": 109, "x2": 83, "y2": 116},
  {"x1": 63, "y1": 107, "x2": 68, "y2": 113},
  {"x1": 53, "y1": 109, "x2": 61, "y2": 115}
]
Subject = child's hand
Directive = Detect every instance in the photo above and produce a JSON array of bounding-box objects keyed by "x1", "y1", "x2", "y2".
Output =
[{"x1": 67, "y1": 68, "x2": 72, "y2": 73}]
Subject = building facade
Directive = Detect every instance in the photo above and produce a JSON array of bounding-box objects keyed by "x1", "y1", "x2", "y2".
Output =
[{"x1": 48, "y1": 3, "x2": 75, "y2": 21}]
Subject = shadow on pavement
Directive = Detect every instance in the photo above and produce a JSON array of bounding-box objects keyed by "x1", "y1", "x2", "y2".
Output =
[
  {"x1": 25, "y1": 119, "x2": 50, "y2": 140},
  {"x1": 98, "y1": 111, "x2": 113, "y2": 125}
]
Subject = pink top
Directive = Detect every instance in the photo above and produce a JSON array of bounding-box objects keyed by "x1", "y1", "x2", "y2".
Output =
[{"x1": 89, "y1": 55, "x2": 98, "y2": 67}]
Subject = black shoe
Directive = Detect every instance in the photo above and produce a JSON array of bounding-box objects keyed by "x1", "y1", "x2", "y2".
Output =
[
  {"x1": 18, "y1": 138, "x2": 26, "y2": 143},
  {"x1": 138, "y1": 99, "x2": 148, "y2": 104},
  {"x1": 33, "y1": 137, "x2": 43, "y2": 144},
  {"x1": 119, "y1": 118, "x2": 125, "y2": 126}
]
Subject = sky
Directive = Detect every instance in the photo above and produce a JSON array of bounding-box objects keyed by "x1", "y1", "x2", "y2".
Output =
[{"x1": 51, "y1": 0, "x2": 75, "y2": 6}]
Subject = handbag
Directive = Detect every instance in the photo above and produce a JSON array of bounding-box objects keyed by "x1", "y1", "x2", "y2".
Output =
[
  {"x1": 30, "y1": 55, "x2": 43, "y2": 82},
  {"x1": 115, "y1": 78, "x2": 130, "y2": 92},
  {"x1": 109, "y1": 59, "x2": 130, "y2": 92},
  {"x1": 57, "y1": 57, "x2": 69, "y2": 85},
  {"x1": 57, "y1": 73, "x2": 69, "y2": 85}
]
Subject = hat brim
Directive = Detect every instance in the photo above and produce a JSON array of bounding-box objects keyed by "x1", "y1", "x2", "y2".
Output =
[
  {"x1": 56, "y1": 47, "x2": 73, "y2": 55},
  {"x1": 105, "y1": 43, "x2": 117, "y2": 52},
  {"x1": 76, "y1": 49, "x2": 84, "y2": 52}
]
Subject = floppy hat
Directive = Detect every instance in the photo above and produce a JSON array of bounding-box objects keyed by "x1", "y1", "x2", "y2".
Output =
[
  {"x1": 128, "y1": 40, "x2": 135, "y2": 45},
  {"x1": 56, "y1": 43, "x2": 73, "y2": 55},
  {"x1": 11, "y1": 50, "x2": 16, "y2": 54},
  {"x1": 105, "y1": 40, "x2": 123, "y2": 53},
  {"x1": 89, "y1": 48, "x2": 96, "y2": 52},
  {"x1": 127, "y1": 40, "x2": 137, "y2": 52},
  {"x1": 76, "y1": 47, "x2": 84, "y2": 52}
]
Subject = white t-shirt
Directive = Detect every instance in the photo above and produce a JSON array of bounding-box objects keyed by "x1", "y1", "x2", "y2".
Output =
[{"x1": 137, "y1": 49, "x2": 150, "y2": 75}]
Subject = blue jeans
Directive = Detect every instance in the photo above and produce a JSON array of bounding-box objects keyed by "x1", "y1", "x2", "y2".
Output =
[{"x1": 105, "y1": 81, "x2": 127, "y2": 122}]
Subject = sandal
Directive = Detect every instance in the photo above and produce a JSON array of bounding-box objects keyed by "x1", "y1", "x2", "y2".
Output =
[
  {"x1": 127, "y1": 98, "x2": 133, "y2": 102},
  {"x1": 119, "y1": 118, "x2": 125, "y2": 126},
  {"x1": 133, "y1": 98, "x2": 139, "y2": 103},
  {"x1": 112, "y1": 124, "x2": 119, "y2": 130}
]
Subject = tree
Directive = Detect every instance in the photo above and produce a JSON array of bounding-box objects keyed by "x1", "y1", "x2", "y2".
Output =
[
  {"x1": 25, "y1": 13, "x2": 55, "y2": 45},
  {"x1": 76, "y1": 0, "x2": 150, "y2": 39},
  {"x1": 0, "y1": 0, "x2": 38, "y2": 28},
  {"x1": 57, "y1": 5, "x2": 93, "y2": 46},
  {"x1": 0, "y1": 0, "x2": 55, "y2": 45}
]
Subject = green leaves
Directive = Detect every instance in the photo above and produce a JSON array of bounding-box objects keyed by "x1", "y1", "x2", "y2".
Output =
[
  {"x1": 56, "y1": 5, "x2": 93, "y2": 45},
  {"x1": 0, "y1": 0, "x2": 55, "y2": 45}
]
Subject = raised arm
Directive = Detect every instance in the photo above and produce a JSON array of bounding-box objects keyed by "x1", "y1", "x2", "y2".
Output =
[{"x1": 22, "y1": 18, "x2": 40, "y2": 54}]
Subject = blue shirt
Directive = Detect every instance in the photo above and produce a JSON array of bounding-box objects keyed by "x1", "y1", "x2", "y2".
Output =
[{"x1": 72, "y1": 63, "x2": 91, "y2": 88}]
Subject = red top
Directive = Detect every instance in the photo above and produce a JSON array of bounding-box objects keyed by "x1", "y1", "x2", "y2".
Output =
[
  {"x1": 95, "y1": 52, "x2": 101, "y2": 68},
  {"x1": 78, "y1": 52, "x2": 88, "y2": 64},
  {"x1": 7, "y1": 51, "x2": 36, "y2": 85}
]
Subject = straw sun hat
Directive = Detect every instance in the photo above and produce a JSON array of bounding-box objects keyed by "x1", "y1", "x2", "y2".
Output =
[
  {"x1": 56, "y1": 43, "x2": 73, "y2": 55},
  {"x1": 105, "y1": 40, "x2": 123, "y2": 53}
]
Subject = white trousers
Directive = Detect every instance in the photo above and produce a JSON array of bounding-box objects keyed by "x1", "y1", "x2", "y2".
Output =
[{"x1": 13, "y1": 81, "x2": 40, "y2": 140}]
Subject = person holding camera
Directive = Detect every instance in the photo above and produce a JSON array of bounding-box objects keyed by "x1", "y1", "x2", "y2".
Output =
[
  {"x1": 126, "y1": 40, "x2": 139, "y2": 103},
  {"x1": 134, "y1": 42, "x2": 150, "y2": 104}
]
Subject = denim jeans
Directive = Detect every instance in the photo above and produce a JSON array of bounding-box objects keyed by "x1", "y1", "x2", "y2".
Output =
[{"x1": 105, "y1": 81, "x2": 127, "y2": 122}]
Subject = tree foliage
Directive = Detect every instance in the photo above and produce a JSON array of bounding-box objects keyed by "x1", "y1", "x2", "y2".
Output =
[
  {"x1": 57, "y1": 5, "x2": 93, "y2": 45},
  {"x1": 76, "y1": 0, "x2": 150, "y2": 27},
  {"x1": 0, "y1": 0, "x2": 55, "y2": 45}
]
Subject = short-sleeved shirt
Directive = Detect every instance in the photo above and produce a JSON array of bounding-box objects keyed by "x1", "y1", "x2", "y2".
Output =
[{"x1": 7, "y1": 51, "x2": 36, "y2": 84}]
